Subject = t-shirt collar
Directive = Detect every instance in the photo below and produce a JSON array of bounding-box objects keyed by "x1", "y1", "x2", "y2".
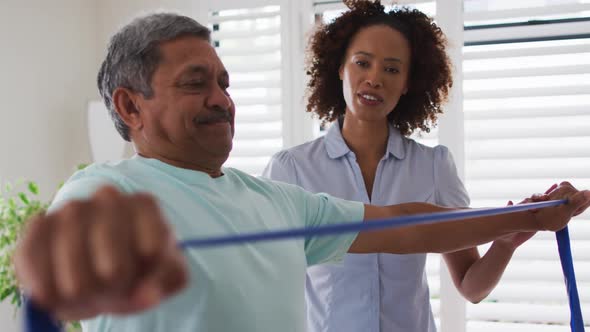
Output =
[{"x1": 133, "y1": 154, "x2": 228, "y2": 185}]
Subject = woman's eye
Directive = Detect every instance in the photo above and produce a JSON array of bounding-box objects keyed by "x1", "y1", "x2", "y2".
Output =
[
  {"x1": 355, "y1": 60, "x2": 369, "y2": 68},
  {"x1": 385, "y1": 67, "x2": 399, "y2": 74}
]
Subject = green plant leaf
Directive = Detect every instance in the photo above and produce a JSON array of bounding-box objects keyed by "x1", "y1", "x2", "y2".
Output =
[
  {"x1": 28, "y1": 182, "x2": 39, "y2": 195},
  {"x1": 0, "y1": 181, "x2": 44, "y2": 311},
  {"x1": 18, "y1": 193, "x2": 29, "y2": 205}
]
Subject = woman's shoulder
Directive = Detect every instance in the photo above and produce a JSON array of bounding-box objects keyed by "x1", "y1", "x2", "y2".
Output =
[
  {"x1": 273, "y1": 135, "x2": 328, "y2": 162},
  {"x1": 402, "y1": 136, "x2": 451, "y2": 162}
]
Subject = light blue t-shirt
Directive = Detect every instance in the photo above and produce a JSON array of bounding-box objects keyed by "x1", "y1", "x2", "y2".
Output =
[
  {"x1": 262, "y1": 122, "x2": 469, "y2": 332},
  {"x1": 50, "y1": 155, "x2": 364, "y2": 332}
]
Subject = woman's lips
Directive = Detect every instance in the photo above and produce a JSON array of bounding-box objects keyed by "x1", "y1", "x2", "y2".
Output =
[{"x1": 357, "y1": 92, "x2": 383, "y2": 106}]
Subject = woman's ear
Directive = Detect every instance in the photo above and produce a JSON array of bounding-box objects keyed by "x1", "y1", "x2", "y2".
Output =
[{"x1": 112, "y1": 87, "x2": 143, "y2": 131}]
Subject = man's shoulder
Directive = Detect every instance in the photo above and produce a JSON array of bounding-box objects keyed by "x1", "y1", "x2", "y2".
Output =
[
  {"x1": 225, "y1": 167, "x2": 292, "y2": 189},
  {"x1": 224, "y1": 167, "x2": 309, "y2": 199},
  {"x1": 69, "y1": 158, "x2": 140, "y2": 183}
]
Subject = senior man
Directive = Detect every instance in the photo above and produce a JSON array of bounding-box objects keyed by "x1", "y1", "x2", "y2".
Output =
[{"x1": 15, "y1": 13, "x2": 590, "y2": 332}]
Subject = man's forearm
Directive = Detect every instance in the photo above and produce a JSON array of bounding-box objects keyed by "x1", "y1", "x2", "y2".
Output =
[{"x1": 348, "y1": 203, "x2": 539, "y2": 254}]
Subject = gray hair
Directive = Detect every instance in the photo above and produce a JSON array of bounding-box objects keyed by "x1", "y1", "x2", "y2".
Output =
[{"x1": 97, "y1": 13, "x2": 211, "y2": 141}]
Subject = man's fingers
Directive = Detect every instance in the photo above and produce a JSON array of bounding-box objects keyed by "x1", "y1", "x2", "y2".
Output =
[
  {"x1": 15, "y1": 185, "x2": 182, "y2": 319},
  {"x1": 153, "y1": 249, "x2": 189, "y2": 296},
  {"x1": 54, "y1": 302, "x2": 102, "y2": 322},
  {"x1": 90, "y1": 187, "x2": 137, "y2": 291},
  {"x1": 52, "y1": 202, "x2": 95, "y2": 302},
  {"x1": 132, "y1": 193, "x2": 171, "y2": 260},
  {"x1": 126, "y1": 249, "x2": 189, "y2": 313},
  {"x1": 14, "y1": 214, "x2": 56, "y2": 307}
]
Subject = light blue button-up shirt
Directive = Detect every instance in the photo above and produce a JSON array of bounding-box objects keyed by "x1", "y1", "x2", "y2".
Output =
[{"x1": 262, "y1": 122, "x2": 470, "y2": 332}]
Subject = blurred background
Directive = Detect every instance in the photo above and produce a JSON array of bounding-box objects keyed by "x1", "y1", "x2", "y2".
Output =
[{"x1": 1, "y1": 0, "x2": 589, "y2": 331}]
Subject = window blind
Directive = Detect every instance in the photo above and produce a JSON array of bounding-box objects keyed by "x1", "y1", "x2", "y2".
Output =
[
  {"x1": 208, "y1": 4, "x2": 284, "y2": 175},
  {"x1": 463, "y1": 1, "x2": 590, "y2": 330}
]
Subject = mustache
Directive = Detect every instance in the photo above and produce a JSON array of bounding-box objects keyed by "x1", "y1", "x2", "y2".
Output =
[{"x1": 194, "y1": 109, "x2": 233, "y2": 124}]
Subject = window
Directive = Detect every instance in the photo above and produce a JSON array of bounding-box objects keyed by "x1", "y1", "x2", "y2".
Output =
[
  {"x1": 463, "y1": 1, "x2": 590, "y2": 330},
  {"x1": 206, "y1": 2, "x2": 285, "y2": 175}
]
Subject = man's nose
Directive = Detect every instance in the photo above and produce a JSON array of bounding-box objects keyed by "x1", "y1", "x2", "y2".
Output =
[{"x1": 207, "y1": 84, "x2": 232, "y2": 111}]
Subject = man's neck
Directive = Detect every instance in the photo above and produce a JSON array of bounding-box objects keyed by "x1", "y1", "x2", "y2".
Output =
[{"x1": 136, "y1": 150, "x2": 225, "y2": 178}]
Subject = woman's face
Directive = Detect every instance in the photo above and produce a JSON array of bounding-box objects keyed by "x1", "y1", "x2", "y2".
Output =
[{"x1": 339, "y1": 25, "x2": 410, "y2": 123}]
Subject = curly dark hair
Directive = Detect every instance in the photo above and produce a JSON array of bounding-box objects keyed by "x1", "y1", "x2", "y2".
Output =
[{"x1": 306, "y1": 0, "x2": 452, "y2": 136}]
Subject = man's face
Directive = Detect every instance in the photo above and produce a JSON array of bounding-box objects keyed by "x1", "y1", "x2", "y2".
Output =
[{"x1": 134, "y1": 36, "x2": 235, "y2": 168}]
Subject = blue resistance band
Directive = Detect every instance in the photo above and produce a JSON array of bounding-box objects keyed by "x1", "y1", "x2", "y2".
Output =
[
  {"x1": 557, "y1": 226, "x2": 585, "y2": 331},
  {"x1": 24, "y1": 199, "x2": 584, "y2": 331}
]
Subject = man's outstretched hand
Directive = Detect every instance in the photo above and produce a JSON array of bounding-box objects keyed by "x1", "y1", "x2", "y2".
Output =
[{"x1": 14, "y1": 186, "x2": 188, "y2": 321}]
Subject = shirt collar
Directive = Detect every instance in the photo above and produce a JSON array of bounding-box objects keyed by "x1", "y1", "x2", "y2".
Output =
[{"x1": 324, "y1": 120, "x2": 406, "y2": 160}]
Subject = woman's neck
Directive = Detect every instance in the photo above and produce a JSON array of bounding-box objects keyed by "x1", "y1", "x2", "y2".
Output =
[{"x1": 340, "y1": 116, "x2": 389, "y2": 161}]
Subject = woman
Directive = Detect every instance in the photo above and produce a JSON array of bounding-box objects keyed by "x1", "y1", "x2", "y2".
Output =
[{"x1": 262, "y1": 1, "x2": 535, "y2": 331}]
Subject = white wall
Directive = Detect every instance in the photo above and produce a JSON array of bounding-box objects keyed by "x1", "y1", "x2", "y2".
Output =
[
  {"x1": 96, "y1": 0, "x2": 203, "y2": 50},
  {"x1": 0, "y1": 1, "x2": 98, "y2": 330},
  {"x1": 0, "y1": 0, "x2": 98, "y2": 198},
  {"x1": 0, "y1": 1, "x2": 205, "y2": 330}
]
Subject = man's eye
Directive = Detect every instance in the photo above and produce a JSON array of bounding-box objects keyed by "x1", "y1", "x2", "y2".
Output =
[{"x1": 183, "y1": 81, "x2": 205, "y2": 88}]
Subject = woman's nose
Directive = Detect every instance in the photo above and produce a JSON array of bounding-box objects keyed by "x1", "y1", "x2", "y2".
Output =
[{"x1": 364, "y1": 70, "x2": 382, "y2": 88}]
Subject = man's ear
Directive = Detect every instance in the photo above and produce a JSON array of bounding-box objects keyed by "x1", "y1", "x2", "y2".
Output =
[{"x1": 112, "y1": 87, "x2": 143, "y2": 130}]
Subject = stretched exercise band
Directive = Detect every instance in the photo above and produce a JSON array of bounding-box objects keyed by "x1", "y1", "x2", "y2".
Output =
[{"x1": 23, "y1": 199, "x2": 584, "y2": 331}]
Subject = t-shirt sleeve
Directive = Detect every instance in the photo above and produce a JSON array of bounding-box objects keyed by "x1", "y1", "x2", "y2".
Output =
[
  {"x1": 433, "y1": 145, "x2": 470, "y2": 208},
  {"x1": 48, "y1": 167, "x2": 126, "y2": 213},
  {"x1": 300, "y1": 191, "x2": 364, "y2": 266},
  {"x1": 261, "y1": 150, "x2": 298, "y2": 184},
  {"x1": 262, "y1": 151, "x2": 364, "y2": 265}
]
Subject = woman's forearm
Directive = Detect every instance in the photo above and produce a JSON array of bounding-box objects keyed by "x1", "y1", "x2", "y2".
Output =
[
  {"x1": 446, "y1": 242, "x2": 515, "y2": 303},
  {"x1": 350, "y1": 203, "x2": 538, "y2": 254}
]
